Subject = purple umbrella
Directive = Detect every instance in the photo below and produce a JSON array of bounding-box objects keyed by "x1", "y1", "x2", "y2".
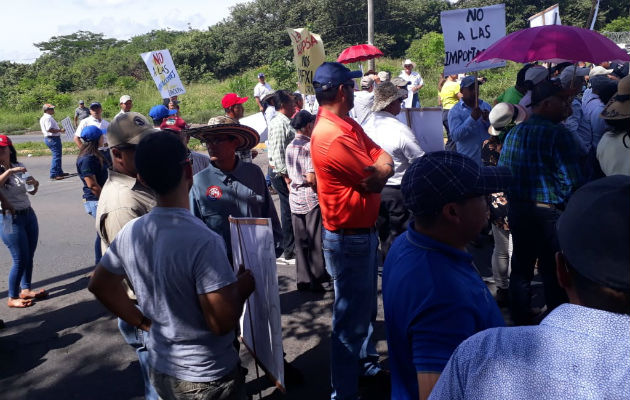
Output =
[{"x1": 471, "y1": 25, "x2": 629, "y2": 65}]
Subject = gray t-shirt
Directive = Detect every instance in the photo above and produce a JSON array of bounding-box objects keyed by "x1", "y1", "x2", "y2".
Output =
[
  {"x1": 0, "y1": 162, "x2": 31, "y2": 211},
  {"x1": 100, "y1": 207, "x2": 238, "y2": 382},
  {"x1": 75, "y1": 107, "x2": 90, "y2": 122}
]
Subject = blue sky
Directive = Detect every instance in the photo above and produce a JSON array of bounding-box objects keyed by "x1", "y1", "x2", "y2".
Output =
[{"x1": 0, "y1": 0, "x2": 249, "y2": 63}]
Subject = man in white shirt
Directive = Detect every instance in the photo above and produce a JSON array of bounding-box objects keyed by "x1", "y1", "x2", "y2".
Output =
[
  {"x1": 254, "y1": 73, "x2": 273, "y2": 112},
  {"x1": 350, "y1": 75, "x2": 375, "y2": 126},
  {"x1": 74, "y1": 102, "x2": 110, "y2": 148},
  {"x1": 399, "y1": 59, "x2": 424, "y2": 108},
  {"x1": 39, "y1": 103, "x2": 68, "y2": 180},
  {"x1": 363, "y1": 81, "x2": 424, "y2": 257},
  {"x1": 114, "y1": 95, "x2": 133, "y2": 119}
]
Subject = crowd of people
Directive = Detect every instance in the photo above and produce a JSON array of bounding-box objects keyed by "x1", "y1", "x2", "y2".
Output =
[{"x1": 0, "y1": 54, "x2": 628, "y2": 400}]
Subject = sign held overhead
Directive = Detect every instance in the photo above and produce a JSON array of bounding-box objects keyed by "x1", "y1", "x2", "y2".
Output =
[{"x1": 141, "y1": 49, "x2": 186, "y2": 98}]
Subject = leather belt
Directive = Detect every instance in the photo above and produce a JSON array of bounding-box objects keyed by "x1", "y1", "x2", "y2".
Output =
[{"x1": 330, "y1": 227, "x2": 375, "y2": 235}]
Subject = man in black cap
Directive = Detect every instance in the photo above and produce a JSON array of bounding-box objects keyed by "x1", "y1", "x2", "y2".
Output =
[
  {"x1": 383, "y1": 151, "x2": 509, "y2": 400},
  {"x1": 430, "y1": 175, "x2": 630, "y2": 400},
  {"x1": 498, "y1": 80, "x2": 583, "y2": 325}
]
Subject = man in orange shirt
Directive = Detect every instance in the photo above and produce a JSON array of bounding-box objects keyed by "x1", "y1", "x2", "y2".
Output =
[{"x1": 311, "y1": 62, "x2": 394, "y2": 400}]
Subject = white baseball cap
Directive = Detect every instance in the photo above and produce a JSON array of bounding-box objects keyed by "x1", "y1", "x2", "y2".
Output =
[{"x1": 119, "y1": 95, "x2": 132, "y2": 104}]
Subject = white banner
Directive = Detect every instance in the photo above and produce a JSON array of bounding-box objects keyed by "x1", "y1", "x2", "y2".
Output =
[
  {"x1": 441, "y1": 4, "x2": 506, "y2": 75},
  {"x1": 229, "y1": 217, "x2": 284, "y2": 390},
  {"x1": 60, "y1": 117, "x2": 75, "y2": 142},
  {"x1": 140, "y1": 49, "x2": 186, "y2": 98},
  {"x1": 397, "y1": 108, "x2": 445, "y2": 153},
  {"x1": 529, "y1": 4, "x2": 562, "y2": 28}
]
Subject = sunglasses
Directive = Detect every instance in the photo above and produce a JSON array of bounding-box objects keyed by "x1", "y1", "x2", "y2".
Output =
[{"x1": 205, "y1": 136, "x2": 235, "y2": 145}]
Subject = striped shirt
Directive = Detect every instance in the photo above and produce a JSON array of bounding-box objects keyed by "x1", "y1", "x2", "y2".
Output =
[
  {"x1": 267, "y1": 113, "x2": 295, "y2": 175},
  {"x1": 286, "y1": 134, "x2": 318, "y2": 214}
]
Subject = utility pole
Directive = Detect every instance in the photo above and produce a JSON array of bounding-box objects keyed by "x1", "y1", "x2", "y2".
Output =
[{"x1": 367, "y1": 0, "x2": 374, "y2": 71}]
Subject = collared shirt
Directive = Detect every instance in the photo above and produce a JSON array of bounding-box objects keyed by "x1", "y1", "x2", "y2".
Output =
[
  {"x1": 254, "y1": 82, "x2": 272, "y2": 99},
  {"x1": 562, "y1": 97, "x2": 590, "y2": 155},
  {"x1": 582, "y1": 93, "x2": 610, "y2": 151},
  {"x1": 399, "y1": 70, "x2": 423, "y2": 88},
  {"x1": 75, "y1": 115, "x2": 110, "y2": 144},
  {"x1": 189, "y1": 159, "x2": 282, "y2": 258},
  {"x1": 285, "y1": 133, "x2": 318, "y2": 214},
  {"x1": 363, "y1": 111, "x2": 424, "y2": 186},
  {"x1": 39, "y1": 113, "x2": 60, "y2": 137},
  {"x1": 96, "y1": 169, "x2": 156, "y2": 253},
  {"x1": 267, "y1": 112, "x2": 295, "y2": 175},
  {"x1": 429, "y1": 303, "x2": 630, "y2": 400},
  {"x1": 350, "y1": 90, "x2": 374, "y2": 126},
  {"x1": 498, "y1": 114, "x2": 583, "y2": 205},
  {"x1": 448, "y1": 99, "x2": 492, "y2": 165},
  {"x1": 383, "y1": 225, "x2": 505, "y2": 400},
  {"x1": 310, "y1": 107, "x2": 385, "y2": 231},
  {"x1": 495, "y1": 86, "x2": 524, "y2": 105},
  {"x1": 439, "y1": 80, "x2": 460, "y2": 109}
]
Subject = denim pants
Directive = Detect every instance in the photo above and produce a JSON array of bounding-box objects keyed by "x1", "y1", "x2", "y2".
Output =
[
  {"x1": 491, "y1": 224, "x2": 511, "y2": 290},
  {"x1": 118, "y1": 317, "x2": 159, "y2": 400},
  {"x1": 508, "y1": 201, "x2": 568, "y2": 325},
  {"x1": 1, "y1": 208, "x2": 39, "y2": 298},
  {"x1": 150, "y1": 366, "x2": 246, "y2": 400},
  {"x1": 269, "y1": 169, "x2": 294, "y2": 256},
  {"x1": 44, "y1": 136, "x2": 63, "y2": 178},
  {"x1": 83, "y1": 200, "x2": 102, "y2": 264},
  {"x1": 323, "y1": 229, "x2": 380, "y2": 400}
]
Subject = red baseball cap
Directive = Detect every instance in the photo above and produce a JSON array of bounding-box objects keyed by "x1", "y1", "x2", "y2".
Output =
[
  {"x1": 0, "y1": 134, "x2": 12, "y2": 147},
  {"x1": 221, "y1": 93, "x2": 248, "y2": 109},
  {"x1": 160, "y1": 116, "x2": 188, "y2": 132}
]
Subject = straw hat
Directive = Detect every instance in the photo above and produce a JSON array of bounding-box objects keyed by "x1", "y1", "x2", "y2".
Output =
[
  {"x1": 601, "y1": 75, "x2": 630, "y2": 120},
  {"x1": 489, "y1": 103, "x2": 528, "y2": 136},
  {"x1": 372, "y1": 81, "x2": 407, "y2": 112},
  {"x1": 185, "y1": 116, "x2": 260, "y2": 151}
]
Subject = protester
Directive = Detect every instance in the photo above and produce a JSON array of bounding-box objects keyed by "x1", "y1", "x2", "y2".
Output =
[
  {"x1": 76, "y1": 126, "x2": 109, "y2": 266},
  {"x1": 494, "y1": 64, "x2": 533, "y2": 105},
  {"x1": 597, "y1": 74, "x2": 630, "y2": 176},
  {"x1": 254, "y1": 72, "x2": 273, "y2": 112},
  {"x1": 383, "y1": 151, "x2": 509, "y2": 400},
  {"x1": 261, "y1": 90, "x2": 277, "y2": 124},
  {"x1": 39, "y1": 103, "x2": 68, "y2": 180},
  {"x1": 448, "y1": 76, "x2": 491, "y2": 164},
  {"x1": 311, "y1": 62, "x2": 394, "y2": 400},
  {"x1": 74, "y1": 102, "x2": 110, "y2": 149},
  {"x1": 95, "y1": 112, "x2": 160, "y2": 400},
  {"x1": 439, "y1": 74, "x2": 461, "y2": 151},
  {"x1": 89, "y1": 132, "x2": 254, "y2": 400},
  {"x1": 583, "y1": 75, "x2": 618, "y2": 154},
  {"x1": 429, "y1": 175, "x2": 630, "y2": 399},
  {"x1": 518, "y1": 65, "x2": 549, "y2": 116},
  {"x1": 158, "y1": 114, "x2": 210, "y2": 176},
  {"x1": 498, "y1": 81, "x2": 583, "y2": 325},
  {"x1": 484, "y1": 102, "x2": 528, "y2": 307},
  {"x1": 148, "y1": 104, "x2": 177, "y2": 127},
  {"x1": 349, "y1": 75, "x2": 375, "y2": 126},
  {"x1": 221, "y1": 92, "x2": 256, "y2": 163},
  {"x1": 399, "y1": 59, "x2": 423, "y2": 107},
  {"x1": 115, "y1": 95, "x2": 133, "y2": 119},
  {"x1": 267, "y1": 90, "x2": 296, "y2": 261},
  {"x1": 377, "y1": 70, "x2": 390, "y2": 83},
  {"x1": 0, "y1": 134, "x2": 45, "y2": 308},
  {"x1": 363, "y1": 81, "x2": 424, "y2": 258},
  {"x1": 285, "y1": 110, "x2": 329, "y2": 292},
  {"x1": 293, "y1": 91, "x2": 304, "y2": 116},
  {"x1": 559, "y1": 66, "x2": 591, "y2": 155},
  {"x1": 74, "y1": 100, "x2": 90, "y2": 127}
]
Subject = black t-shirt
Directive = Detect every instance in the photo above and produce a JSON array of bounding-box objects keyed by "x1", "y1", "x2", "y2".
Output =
[{"x1": 76, "y1": 154, "x2": 108, "y2": 201}]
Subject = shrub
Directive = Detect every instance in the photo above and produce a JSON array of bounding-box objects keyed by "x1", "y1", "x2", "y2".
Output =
[
  {"x1": 115, "y1": 76, "x2": 138, "y2": 91},
  {"x1": 406, "y1": 32, "x2": 444, "y2": 71}
]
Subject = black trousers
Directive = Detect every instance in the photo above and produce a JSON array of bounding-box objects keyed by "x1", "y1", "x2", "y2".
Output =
[
  {"x1": 291, "y1": 206, "x2": 327, "y2": 285},
  {"x1": 376, "y1": 186, "x2": 411, "y2": 259},
  {"x1": 269, "y1": 169, "x2": 295, "y2": 256},
  {"x1": 442, "y1": 108, "x2": 457, "y2": 151}
]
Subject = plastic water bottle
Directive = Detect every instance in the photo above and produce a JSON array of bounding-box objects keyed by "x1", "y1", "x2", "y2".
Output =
[
  {"x1": 2, "y1": 213, "x2": 12, "y2": 235},
  {"x1": 22, "y1": 172, "x2": 35, "y2": 192}
]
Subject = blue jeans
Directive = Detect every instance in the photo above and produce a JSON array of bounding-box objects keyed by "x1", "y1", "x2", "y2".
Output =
[
  {"x1": 1, "y1": 208, "x2": 39, "y2": 298},
  {"x1": 412, "y1": 93, "x2": 421, "y2": 108},
  {"x1": 119, "y1": 317, "x2": 159, "y2": 400},
  {"x1": 269, "y1": 169, "x2": 294, "y2": 256},
  {"x1": 44, "y1": 136, "x2": 64, "y2": 178},
  {"x1": 323, "y1": 229, "x2": 380, "y2": 400},
  {"x1": 83, "y1": 200, "x2": 102, "y2": 264}
]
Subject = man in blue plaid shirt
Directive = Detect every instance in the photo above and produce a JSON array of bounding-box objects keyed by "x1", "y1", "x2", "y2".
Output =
[{"x1": 498, "y1": 81, "x2": 584, "y2": 325}]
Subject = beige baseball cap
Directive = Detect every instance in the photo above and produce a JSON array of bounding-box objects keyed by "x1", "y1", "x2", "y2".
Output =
[{"x1": 107, "y1": 112, "x2": 159, "y2": 148}]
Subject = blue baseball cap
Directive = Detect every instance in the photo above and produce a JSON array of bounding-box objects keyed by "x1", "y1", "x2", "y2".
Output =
[
  {"x1": 460, "y1": 75, "x2": 482, "y2": 89},
  {"x1": 402, "y1": 151, "x2": 511, "y2": 216},
  {"x1": 80, "y1": 125, "x2": 105, "y2": 142},
  {"x1": 89, "y1": 102, "x2": 102, "y2": 109},
  {"x1": 148, "y1": 105, "x2": 177, "y2": 121},
  {"x1": 313, "y1": 62, "x2": 362, "y2": 92}
]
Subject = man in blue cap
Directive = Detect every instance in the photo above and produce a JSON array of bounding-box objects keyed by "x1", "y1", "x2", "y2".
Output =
[
  {"x1": 310, "y1": 62, "x2": 395, "y2": 400},
  {"x1": 148, "y1": 104, "x2": 177, "y2": 127},
  {"x1": 383, "y1": 151, "x2": 509, "y2": 400},
  {"x1": 74, "y1": 102, "x2": 110, "y2": 149}
]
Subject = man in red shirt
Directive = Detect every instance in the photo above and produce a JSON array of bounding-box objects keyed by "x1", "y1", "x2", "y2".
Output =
[{"x1": 311, "y1": 62, "x2": 394, "y2": 400}]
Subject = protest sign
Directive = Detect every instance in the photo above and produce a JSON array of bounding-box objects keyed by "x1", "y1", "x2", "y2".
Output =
[
  {"x1": 529, "y1": 4, "x2": 561, "y2": 28},
  {"x1": 441, "y1": 4, "x2": 506, "y2": 75},
  {"x1": 287, "y1": 28, "x2": 325, "y2": 95},
  {"x1": 140, "y1": 49, "x2": 186, "y2": 98},
  {"x1": 397, "y1": 108, "x2": 445, "y2": 153},
  {"x1": 240, "y1": 112, "x2": 268, "y2": 143},
  {"x1": 60, "y1": 117, "x2": 75, "y2": 141},
  {"x1": 229, "y1": 217, "x2": 285, "y2": 391}
]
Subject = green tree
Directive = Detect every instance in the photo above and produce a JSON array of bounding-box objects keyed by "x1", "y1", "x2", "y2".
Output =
[
  {"x1": 406, "y1": 32, "x2": 444, "y2": 70},
  {"x1": 34, "y1": 31, "x2": 121, "y2": 63},
  {"x1": 602, "y1": 16, "x2": 630, "y2": 31}
]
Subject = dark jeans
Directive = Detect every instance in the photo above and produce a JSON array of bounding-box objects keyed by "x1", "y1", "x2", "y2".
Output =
[
  {"x1": 150, "y1": 366, "x2": 246, "y2": 400},
  {"x1": 83, "y1": 200, "x2": 102, "y2": 265},
  {"x1": 508, "y1": 201, "x2": 568, "y2": 325},
  {"x1": 442, "y1": 108, "x2": 456, "y2": 151},
  {"x1": 269, "y1": 169, "x2": 294, "y2": 256},
  {"x1": 1, "y1": 208, "x2": 38, "y2": 298},
  {"x1": 44, "y1": 136, "x2": 64, "y2": 178},
  {"x1": 291, "y1": 206, "x2": 327, "y2": 286},
  {"x1": 376, "y1": 186, "x2": 410, "y2": 259}
]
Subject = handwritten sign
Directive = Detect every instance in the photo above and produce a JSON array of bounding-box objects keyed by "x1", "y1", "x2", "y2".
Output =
[
  {"x1": 140, "y1": 49, "x2": 186, "y2": 98},
  {"x1": 60, "y1": 117, "x2": 75, "y2": 141},
  {"x1": 287, "y1": 28, "x2": 325, "y2": 95},
  {"x1": 441, "y1": 4, "x2": 506, "y2": 75}
]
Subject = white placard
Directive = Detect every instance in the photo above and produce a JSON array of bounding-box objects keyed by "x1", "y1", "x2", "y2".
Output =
[
  {"x1": 397, "y1": 108, "x2": 445, "y2": 153},
  {"x1": 239, "y1": 112, "x2": 269, "y2": 143},
  {"x1": 529, "y1": 4, "x2": 561, "y2": 27},
  {"x1": 140, "y1": 49, "x2": 186, "y2": 98},
  {"x1": 441, "y1": 4, "x2": 506, "y2": 75},
  {"x1": 60, "y1": 117, "x2": 75, "y2": 142},
  {"x1": 229, "y1": 217, "x2": 284, "y2": 390}
]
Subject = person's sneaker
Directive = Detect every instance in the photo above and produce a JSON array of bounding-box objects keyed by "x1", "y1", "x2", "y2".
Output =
[
  {"x1": 495, "y1": 287, "x2": 509, "y2": 308},
  {"x1": 283, "y1": 251, "x2": 295, "y2": 261},
  {"x1": 61, "y1": 172, "x2": 70, "y2": 176},
  {"x1": 53, "y1": 175, "x2": 65, "y2": 180}
]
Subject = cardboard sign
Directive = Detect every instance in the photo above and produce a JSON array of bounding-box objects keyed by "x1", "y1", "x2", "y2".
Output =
[
  {"x1": 529, "y1": 4, "x2": 561, "y2": 27},
  {"x1": 60, "y1": 117, "x2": 75, "y2": 142},
  {"x1": 396, "y1": 108, "x2": 445, "y2": 153},
  {"x1": 287, "y1": 28, "x2": 325, "y2": 95},
  {"x1": 441, "y1": 4, "x2": 506, "y2": 75},
  {"x1": 140, "y1": 49, "x2": 186, "y2": 98}
]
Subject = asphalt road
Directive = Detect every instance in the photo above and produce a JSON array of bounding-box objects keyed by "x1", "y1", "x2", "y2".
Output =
[{"x1": 0, "y1": 147, "x2": 502, "y2": 400}]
